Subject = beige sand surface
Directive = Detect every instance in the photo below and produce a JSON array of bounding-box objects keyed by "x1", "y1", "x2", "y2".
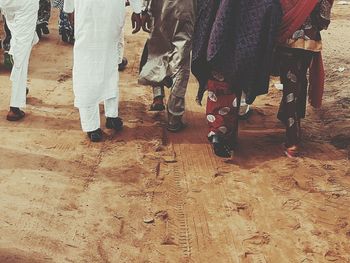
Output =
[{"x1": 0, "y1": 6, "x2": 349, "y2": 263}]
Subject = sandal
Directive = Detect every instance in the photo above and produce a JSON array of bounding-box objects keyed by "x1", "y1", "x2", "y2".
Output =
[
  {"x1": 87, "y1": 128, "x2": 103, "y2": 142},
  {"x1": 6, "y1": 107, "x2": 25, "y2": 121},
  {"x1": 284, "y1": 144, "x2": 299, "y2": 158}
]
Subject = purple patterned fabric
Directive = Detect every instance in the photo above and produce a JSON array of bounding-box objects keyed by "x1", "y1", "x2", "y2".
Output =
[{"x1": 192, "y1": 0, "x2": 282, "y2": 104}]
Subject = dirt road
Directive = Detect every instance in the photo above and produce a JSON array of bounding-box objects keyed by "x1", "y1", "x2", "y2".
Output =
[{"x1": 0, "y1": 5, "x2": 349, "y2": 263}]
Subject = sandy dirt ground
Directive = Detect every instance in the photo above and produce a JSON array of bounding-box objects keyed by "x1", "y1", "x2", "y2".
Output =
[{"x1": 0, "y1": 4, "x2": 349, "y2": 263}]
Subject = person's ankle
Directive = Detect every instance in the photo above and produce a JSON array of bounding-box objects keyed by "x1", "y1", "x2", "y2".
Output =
[{"x1": 10, "y1": 106, "x2": 20, "y2": 112}]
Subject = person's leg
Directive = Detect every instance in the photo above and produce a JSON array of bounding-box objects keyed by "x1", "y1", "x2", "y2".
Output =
[
  {"x1": 167, "y1": 93, "x2": 186, "y2": 131},
  {"x1": 4, "y1": 1, "x2": 38, "y2": 121},
  {"x1": 278, "y1": 50, "x2": 300, "y2": 156},
  {"x1": 166, "y1": 45, "x2": 191, "y2": 131},
  {"x1": 206, "y1": 78, "x2": 241, "y2": 158},
  {"x1": 278, "y1": 49, "x2": 312, "y2": 157},
  {"x1": 239, "y1": 91, "x2": 251, "y2": 119},
  {"x1": 150, "y1": 86, "x2": 165, "y2": 111},
  {"x1": 3, "y1": 18, "x2": 11, "y2": 51},
  {"x1": 58, "y1": 10, "x2": 65, "y2": 37},
  {"x1": 79, "y1": 104, "x2": 103, "y2": 142},
  {"x1": 104, "y1": 97, "x2": 118, "y2": 118},
  {"x1": 59, "y1": 10, "x2": 74, "y2": 44},
  {"x1": 117, "y1": 27, "x2": 128, "y2": 71},
  {"x1": 2, "y1": 18, "x2": 13, "y2": 70},
  {"x1": 9, "y1": 50, "x2": 31, "y2": 108},
  {"x1": 7, "y1": 64, "x2": 28, "y2": 120},
  {"x1": 104, "y1": 97, "x2": 123, "y2": 131},
  {"x1": 37, "y1": 0, "x2": 51, "y2": 37},
  {"x1": 296, "y1": 51, "x2": 313, "y2": 122},
  {"x1": 79, "y1": 105, "x2": 100, "y2": 132},
  {"x1": 164, "y1": 8, "x2": 193, "y2": 132},
  {"x1": 54, "y1": 0, "x2": 73, "y2": 43}
]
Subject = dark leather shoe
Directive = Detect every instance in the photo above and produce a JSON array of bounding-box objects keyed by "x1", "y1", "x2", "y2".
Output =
[
  {"x1": 150, "y1": 96, "x2": 165, "y2": 111},
  {"x1": 87, "y1": 128, "x2": 103, "y2": 142},
  {"x1": 210, "y1": 134, "x2": 232, "y2": 158},
  {"x1": 167, "y1": 120, "x2": 186, "y2": 133},
  {"x1": 6, "y1": 107, "x2": 25, "y2": 121},
  {"x1": 42, "y1": 25, "x2": 50, "y2": 35},
  {"x1": 118, "y1": 57, "x2": 128, "y2": 71},
  {"x1": 106, "y1": 117, "x2": 123, "y2": 131}
]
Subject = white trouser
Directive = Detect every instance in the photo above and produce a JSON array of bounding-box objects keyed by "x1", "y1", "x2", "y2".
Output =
[
  {"x1": 152, "y1": 86, "x2": 165, "y2": 98},
  {"x1": 239, "y1": 92, "x2": 250, "y2": 116},
  {"x1": 117, "y1": 28, "x2": 125, "y2": 64},
  {"x1": 79, "y1": 97, "x2": 118, "y2": 132},
  {"x1": 10, "y1": 49, "x2": 31, "y2": 107},
  {"x1": 2, "y1": 0, "x2": 39, "y2": 108}
]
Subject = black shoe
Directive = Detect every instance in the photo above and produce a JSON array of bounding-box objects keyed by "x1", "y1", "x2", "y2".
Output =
[
  {"x1": 42, "y1": 25, "x2": 50, "y2": 35},
  {"x1": 26, "y1": 88, "x2": 29, "y2": 96},
  {"x1": 2, "y1": 37, "x2": 11, "y2": 51},
  {"x1": 4, "y1": 52, "x2": 13, "y2": 70},
  {"x1": 61, "y1": 31, "x2": 69, "y2": 43},
  {"x1": 87, "y1": 128, "x2": 103, "y2": 142},
  {"x1": 106, "y1": 117, "x2": 123, "y2": 131},
  {"x1": 210, "y1": 135, "x2": 232, "y2": 158},
  {"x1": 68, "y1": 34, "x2": 75, "y2": 45},
  {"x1": 150, "y1": 96, "x2": 165, "y2": 111},
  {"x1": 7, "y1": 107, "x2": 25, "y2": 122},
  {"x1": 167, "y1": 120, "x2": 186, "y2": 133},
  {"x1": 36, "y1": 26, "x2": 42, "y2": 39},
  {"x1": 118, "y1": 57, "x2": 128, "y2": 71}
]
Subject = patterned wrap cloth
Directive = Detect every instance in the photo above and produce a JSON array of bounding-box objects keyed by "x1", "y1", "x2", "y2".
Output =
[
  {"x1": 191, "y1": 0, "x2": 282, "y2": 144},
  {"x1": 53, "y1": 0, "x2": 74, "y2": 42},
  {"x1": 1, "y1": 0, "x2": 51, "y2": 52},
  {"x1": 38, "y1": 0, "x2": 51, "y2": 26},
  {"x1": 53, "y1": 0, "x2": 64, "y2": 9},
  {"x1": 206, "y1": 79, "x2": 241, "y2": 144},
  {"x1": 276, "y1": 0, "x2": 334, "y2": 147},
  {"x1": 192, "y1": 0, "x2": 282, "y2": 105},
  {"x1": 282, "y1": 0, "x2": 333, "y2": 52}
]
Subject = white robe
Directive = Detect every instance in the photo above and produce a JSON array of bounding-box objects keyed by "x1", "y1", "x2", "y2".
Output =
[
  {"x1": 1, "y1": 0, "x2": 39, "y2": 108},
  {"x1": 118, "y1": 26, "x2": 125, "y2": 65},
  {"x1": 64, "y1": 0, "x2": 142, "y2": 109}
]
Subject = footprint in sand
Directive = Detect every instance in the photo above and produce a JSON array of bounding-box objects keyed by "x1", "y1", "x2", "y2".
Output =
[
  {"x1": 242, "y1": 232, "x2": 271, "y2": 246},
  {"x1": 324, "y1": 250, "x2": 345, "y2": 262},
  {"x1": 282, "y1": 199, "x2": 301, "y2": 210},
  {"x1": 224, "y1": 200, "x2": 253, "y2": 220}
]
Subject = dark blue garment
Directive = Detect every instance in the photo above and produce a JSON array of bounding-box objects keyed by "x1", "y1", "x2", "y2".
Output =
[
  {"x1": 58, "y1": 10, "x2": 74, "y2": 43},
  {"x1": 38, "y1": 0, "x2": 51, "y2": 25},
  {"x1": 192, "y1": 0, "x2": 282, "y2": 104}
]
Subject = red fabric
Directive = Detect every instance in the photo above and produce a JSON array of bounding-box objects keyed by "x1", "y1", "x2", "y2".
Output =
[
  {"x1": 278, "y1": 0, "x2": 318, "y2": 44},
  {"x1": 279, "y1": 0, "x2": 324, "y2": 108},
  {"x1": 206, "y1": 80, "x2": 238, "y2": 139}
]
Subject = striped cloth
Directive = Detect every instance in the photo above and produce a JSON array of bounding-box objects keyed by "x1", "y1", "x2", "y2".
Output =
[{"x1": 53, "y1": 0, "x2": 64, "y2": 10}]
